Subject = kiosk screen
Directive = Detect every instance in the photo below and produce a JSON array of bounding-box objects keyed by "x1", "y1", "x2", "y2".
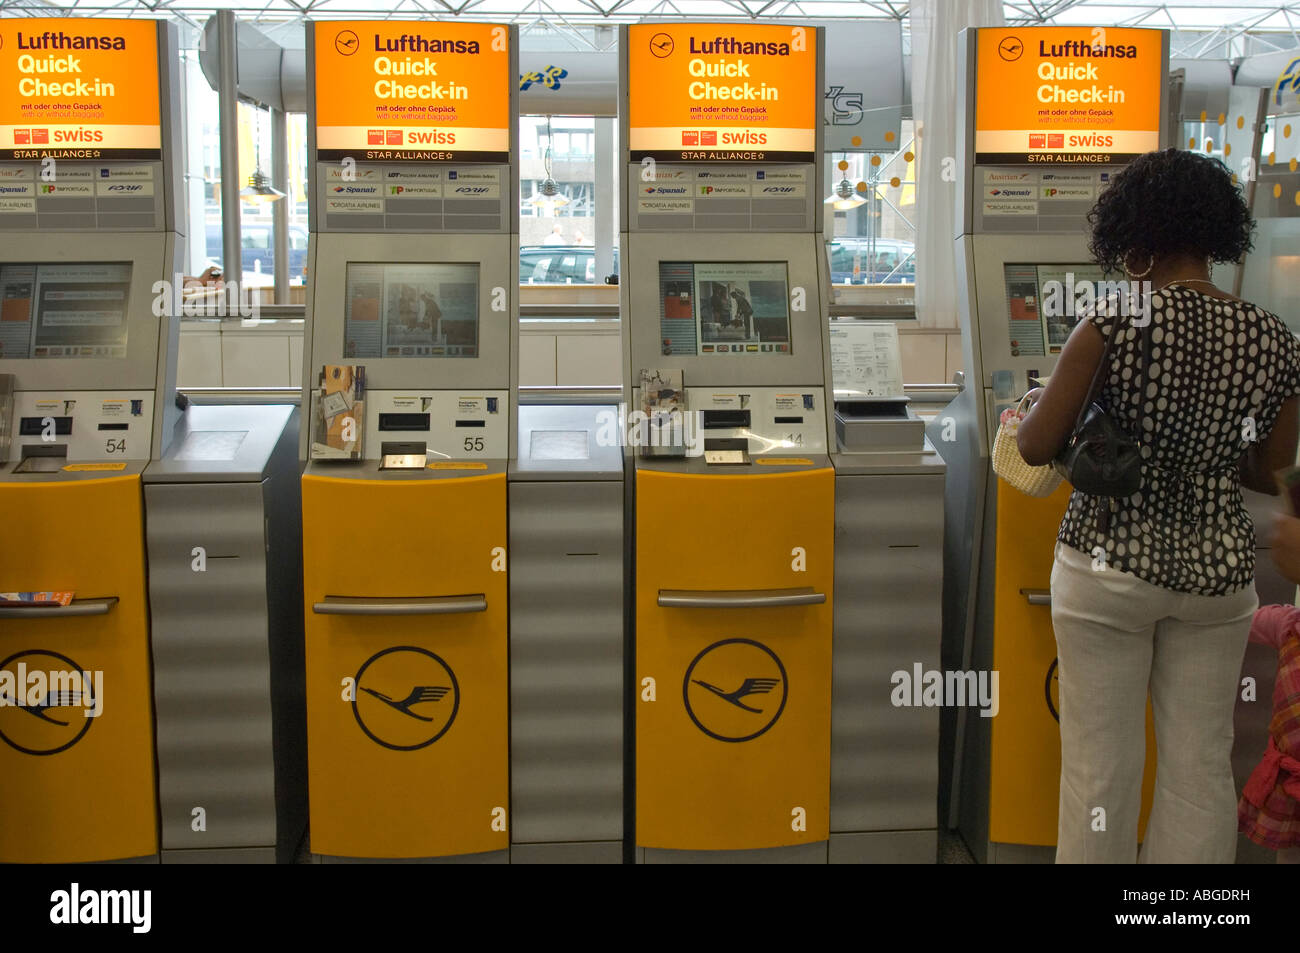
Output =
[
  {"x1": 0, "y1": 263, "x2": 132, "y2": 360},
  {"x1": 658, "y1": 262, "x2": 791, "y2": 356},
  {"x1": 1003, "y1": 263, "x2": 1109, "y2": 356},
  {"x1": 344, "y1": 263, "x2": 479, "y2": 359}
]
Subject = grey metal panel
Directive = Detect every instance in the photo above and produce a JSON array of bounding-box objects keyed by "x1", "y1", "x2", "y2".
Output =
[
  {"x1": 624, "y1": 231, "x2": 828, "y2": 390},
  {"x1": 644, "y1": 842, "x2": 828, "y2": 864},
  {"x1": 510, "y1": 841, "x2": 623, "y2": 864},
  {"x1": 319, "y1": 850, "x2": 509, "y2": 864},
  {"x1": 832, "y1": 472, "x2": 944, "y2": 835},
  {"x1": 515, "y1": 404, "x2": 624, "y2": 478},
  {"x1": 147, "y1": 404, "x2": 293, "y2": 482},
  {"x1": 829, "y1": 829, "x2": 937, "y2": 864},
  {"x1": 145, "y1": 480, "x2": 278, "y2": 852},
  {"x1": 161, "y1": 846, "x2": 276, "y2": 864},
  {"x1": 306, "y1": 232, "x2": 511, "y2": 396},
  {"x1": 0, "y1": 232, "x2": 171, "y2": 394},
  {"x1": 509, "y1": 480, "x2": 624, "y2": 846},
  {"x1": 987, "y1": 842, "x2": 1053, "y2": 864}
]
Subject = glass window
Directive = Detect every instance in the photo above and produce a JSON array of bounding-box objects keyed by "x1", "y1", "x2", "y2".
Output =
[
  {"x1": 519, "y1": 115, "x2": 598, "y2": 284},
  {"x1": 828, "y1": 119, "x2": 916, "y2": 288}
]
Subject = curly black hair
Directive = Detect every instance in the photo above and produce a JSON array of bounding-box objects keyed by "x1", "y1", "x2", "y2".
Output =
[{"x1": 1087, "y1": 148, "x2": 1254, "y2": 275}]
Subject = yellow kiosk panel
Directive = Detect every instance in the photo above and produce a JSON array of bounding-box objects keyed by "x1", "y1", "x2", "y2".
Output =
[
  {"x1": 302, "y1": 472, "x2": 508, "y2": 858},
  {"x1": 989, "y1": 480, "x2": 1156, "y2": 846},
  {"x1": 0, "y1": 476, "x2": 157, "y2": 863},
  {"x1": 636, "y1": 466, "x2": 833, "y2": 850}
]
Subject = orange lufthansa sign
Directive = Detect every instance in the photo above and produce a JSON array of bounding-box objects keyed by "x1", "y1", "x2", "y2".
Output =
[
  {"x1": 975, "y1": 26, "x2": 1164, "y2": 164},
  {"x1": 314, "y1": 21, "x2": 510, "y2": 162},
  {"x1": 628, "y1": 23, "x2": 817, "y2": 163},
  {"x1": 0, "y1": 18, "x2": 161, "y2": 161}
]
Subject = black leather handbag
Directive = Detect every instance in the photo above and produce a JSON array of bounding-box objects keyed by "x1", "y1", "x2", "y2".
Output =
[{"x1": 1053, "y1": 317, "x2": 1149, "y2": 499}]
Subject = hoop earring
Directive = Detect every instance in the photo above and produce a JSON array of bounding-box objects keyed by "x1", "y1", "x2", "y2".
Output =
[{"x1": 1124, "y1": 251, "x2": 1154, "y2": 279}]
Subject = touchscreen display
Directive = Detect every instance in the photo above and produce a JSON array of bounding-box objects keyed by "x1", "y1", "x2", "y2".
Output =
[
  {"x1": 1003, "y1": 263, "x2": 1108, "y2": 357},
  {"x1": 658, "y1": 261, "x2": 791, "y2": 356},
  {"x1": 344, "y1": 263, "x2": 479, "y2": 359},
  {"x1": 0, "y1": 262, "x2": 132, "y2": 360}
]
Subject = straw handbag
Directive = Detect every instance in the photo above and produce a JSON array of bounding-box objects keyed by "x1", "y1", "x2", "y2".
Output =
[{"x1": 992, "y1": 392, "x2": 1063, "y2": 497}]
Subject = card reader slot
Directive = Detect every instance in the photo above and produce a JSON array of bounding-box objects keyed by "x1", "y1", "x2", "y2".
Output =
[
  {"x1": 658, "y1": 587, "x2": 826, "y2": 609},
  {"x1": 774, "y1": 416, "x2": 804, "y2": 424},
  {"x1": 313, "y1": 595, "x2": 488, "y2": 616},
  {"x1": 378, "y1": 413, "x2": 430, "y2": 432},
  {"x1": 98, "y1": 423, "x2": 129, "y2": 431},
  {"x1": 455, "y1": 420, "x2": 486, "y2": 428},
  {"x1": 703, "y1": 410, "x2": 750, "y2": 429},
  {"x1": 19, "y1": 416, "x2": 72, "y2": 436},
  {"x1": 0, "y1": 597, "x2": 118, "y2": 619}
]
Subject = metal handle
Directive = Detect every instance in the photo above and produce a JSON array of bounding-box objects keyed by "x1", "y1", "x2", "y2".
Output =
[
  {"x1": 0, "y1": 597, "x2": 118, "y2": 619},
  {"x1": 313, "y1": 595, "x2": 487, "y2": 616},
  {"x1": 1020, "y1": 588, "x2": 1052, "y2": 607},
  {"x1": 658, "y1": 587, "x2": 826, "y2": 609}
]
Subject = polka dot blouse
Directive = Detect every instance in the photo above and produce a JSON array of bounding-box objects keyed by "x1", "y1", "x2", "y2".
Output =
[{"x1": 1058, "y1": 286, "x2": 1300, "y2": 596}]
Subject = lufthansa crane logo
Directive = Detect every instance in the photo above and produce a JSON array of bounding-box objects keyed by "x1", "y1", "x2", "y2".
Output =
[
  {"x1": 997, "y1": 35, "x2": 1024, "y2": 62},
  {"x1": 0, "y1": 650, "x2": 97, "y2": 756},
  {"x1": 352, "y1": 647, "x2": 459, "y2": 750},
  {"x1": 649, "y1": 32, "x2": 674, "y2": 58},
  {"x1": 335, "y1": 30, "x2": 360, "y2": 56},
  {"x1": 683, "y1": 638, "x2": 788, "y2": 743}
]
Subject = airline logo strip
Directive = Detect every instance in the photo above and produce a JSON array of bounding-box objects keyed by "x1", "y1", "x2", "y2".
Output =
[
  {"x1": 974, "y1": 27, "x2": 1163, "y2": 164},
  {"x1": 637, "y1": 166, "x2": 807, "y2": 214},
  {"x1": 0, "y1": 18, "x2": 162, "y2": 161},
  {"x1": 980, "y1": 168, "x2": 1108, "y2": 216},
  {"x1": 323, "y1": 165, "x2": 501, "y2": 212},
  {"x1": 628, "y1": 23, "x2": 817, "y2": 162},
  {"x1": 314, "y1": 21, "x2": 510, "y2": 162}
]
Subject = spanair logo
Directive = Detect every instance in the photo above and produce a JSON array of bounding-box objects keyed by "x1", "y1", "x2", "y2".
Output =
[
  {"x1": 332, "y1": 185, "x2": 378, "y2": 194},
  {"x1": 0, "y1": 185, "x2": 29, "y2": 194},
  {"x1": 683, "y1": 638, "x2": 788, "y2": 743},
  {"x1": 352, "y1": 646, "x2": 459, "y2": 751},
  {"x1": 0, "y1": 650, "x2": 103, "y2": 756},
  {"x1": 645, "y1": 185, "x2": 688, "y2": 195}
]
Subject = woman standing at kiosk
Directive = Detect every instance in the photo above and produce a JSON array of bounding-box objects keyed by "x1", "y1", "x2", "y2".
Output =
[{"x1": 1016, "y1": 148, "x2": 1300, "y2": 863}]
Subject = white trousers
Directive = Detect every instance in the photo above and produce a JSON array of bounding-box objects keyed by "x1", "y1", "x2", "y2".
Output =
[{"x1": 1050, "y1": 542, "x2": 1256, "y2": 864}]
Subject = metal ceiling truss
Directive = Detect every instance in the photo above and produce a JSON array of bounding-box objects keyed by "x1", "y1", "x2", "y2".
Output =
[{"x1": 3, "y1": 0, "x2": 1300, "y2": 62}]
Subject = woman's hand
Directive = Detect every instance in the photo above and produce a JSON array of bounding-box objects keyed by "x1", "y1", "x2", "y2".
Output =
[{"x1": 1016, "y1": 322, "x2": 1106, "y2": 466}]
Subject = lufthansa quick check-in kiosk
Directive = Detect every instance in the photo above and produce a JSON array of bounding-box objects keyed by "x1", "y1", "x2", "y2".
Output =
[
  {"x1": 621, "y1": 22, "x2": 841, "y2": 862},
  {"x1": 301, "y1": 20, "x2": 517, "y2": 862},
  {"x1": 0, "y1": 17, "x2": 302, "y2": 864},
  {"x1": 938, "y1": 26, "x2": 1169, "y2": 862}
]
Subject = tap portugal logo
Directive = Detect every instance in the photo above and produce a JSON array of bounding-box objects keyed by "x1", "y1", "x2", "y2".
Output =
[
  {"x1": 683, "y1": 638, "x2": 787, "y2": 743},
  {"x1": 352, "y1": 646, "x2": 459, "y2": 750}
]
